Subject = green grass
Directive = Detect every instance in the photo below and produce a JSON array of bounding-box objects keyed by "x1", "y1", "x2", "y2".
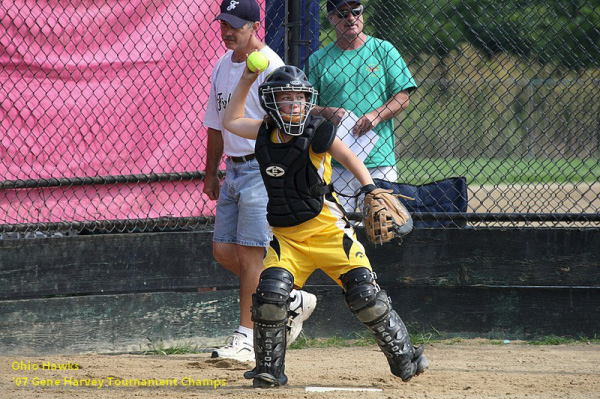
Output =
[
  {"x1": 138, "y1": 333, "x2": 600, "y2": 355},
  {"x1": 287, "y1": 331, "x2": 600, "y2": 350},
  {"x1": 288, "y1": 332, "x2": 376, "y2": 350},
  {"x1": 526, "y1": 334, "x2": 600, "y2": 345},
  {"x1": 141, "y1": 338, "x2": 201, "y2": 355},
  {"x1": 396, "y1": 158, "x2": 600, "y2": 185}
]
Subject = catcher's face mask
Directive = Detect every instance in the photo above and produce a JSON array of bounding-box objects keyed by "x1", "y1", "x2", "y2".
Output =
[
  {"x1": 262, "y1": 88, "x2": 315, "y2": 136},
  {"x1": 259, "y1": 66, "x2": 318, "y2": 136}
]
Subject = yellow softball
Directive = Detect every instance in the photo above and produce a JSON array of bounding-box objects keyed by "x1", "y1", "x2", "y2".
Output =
[{"x1": 246, "y1": 51, "x2": 270, "y2": 73}]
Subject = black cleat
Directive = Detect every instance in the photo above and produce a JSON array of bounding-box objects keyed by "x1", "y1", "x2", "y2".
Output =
[
  {"x1": 414, "y1": 347, "x2": 429, "y2": 376},
  {"x1": 389, "y1": 346, "x2": 429, "y2": 382},
  {"x1": 252, "y1": 372, "x2": 288, "y2": 388},
  {"x1": 244, "y1": 368, "x2": 287, "y2": 388}
]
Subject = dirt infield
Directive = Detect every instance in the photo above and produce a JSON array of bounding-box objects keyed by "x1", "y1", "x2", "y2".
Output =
[{"x1": 1, "y1": 340, "x2": 598, "y2": 398}]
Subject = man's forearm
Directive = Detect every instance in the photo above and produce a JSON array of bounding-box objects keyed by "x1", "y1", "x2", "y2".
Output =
[
  {"x1": 205, "y1": 128, "x2": 224, "y2": 175},
  {"x1": 374, "y1": 90, "x2": 410, "y2": 121},
  {"x1": 311, "y1": 105, "x2": 345, "y2": 125},
  {"x1": 311, "y1": 105, "x2": 331, "y2": 118},
  {"x1": 352, "y1": 91, "x2": 411, "y2": 136}
]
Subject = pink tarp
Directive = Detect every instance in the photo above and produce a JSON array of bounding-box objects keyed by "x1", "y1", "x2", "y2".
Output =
[{"x1": 0, "y1": 0, "x2": 265, "y2": 224}]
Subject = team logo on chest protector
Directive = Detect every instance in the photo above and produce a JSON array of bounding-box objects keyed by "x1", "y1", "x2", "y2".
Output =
[{"x1": 266, "y1": 165, "x2": 286, "y2": 177}]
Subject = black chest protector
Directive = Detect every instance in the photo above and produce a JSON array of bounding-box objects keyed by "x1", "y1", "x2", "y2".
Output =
[{"x1": 255, "y1": 115, "x2": 336, "y2": 227}]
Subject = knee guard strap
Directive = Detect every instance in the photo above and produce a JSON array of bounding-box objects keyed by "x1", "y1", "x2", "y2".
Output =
[
  {"x1": 246, "y1": 267, "x2": 292, "y2": 387},
  {"x1": 341, "y1": 267, "x2": 427, "y2": 382}
]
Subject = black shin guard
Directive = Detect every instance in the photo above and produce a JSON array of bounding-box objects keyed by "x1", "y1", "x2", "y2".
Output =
[
  {"x1": 367, "y1": 298, "x2": 429, "y2": 381},
  {"x1": 341, "y1": 268, "x2": 428, "y2": 382},
  {"x1": 244, "y1": 268, "x2": 293, "y2": 387}
]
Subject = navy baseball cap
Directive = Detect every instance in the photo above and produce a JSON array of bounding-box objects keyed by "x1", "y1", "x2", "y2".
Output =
[
  {"x1": 215, "y1": 0, "x2": 261, "y2": 29},
  {"x1": 327, "y1": 0, "x2": 362, "y2": 14}
]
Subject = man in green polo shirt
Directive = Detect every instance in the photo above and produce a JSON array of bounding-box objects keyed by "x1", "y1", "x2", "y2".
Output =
[{"x1": 308, "y1": 0, "x2": 417, "y2": 213}]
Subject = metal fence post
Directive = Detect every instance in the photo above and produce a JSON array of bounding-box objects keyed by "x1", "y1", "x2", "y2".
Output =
[{"x1": 265, "y1": 0, "x2": 320, "y2": 69}]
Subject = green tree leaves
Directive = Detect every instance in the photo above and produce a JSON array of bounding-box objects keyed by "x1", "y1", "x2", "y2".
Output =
[{"x1": 370, "y1": 0, "x2": 600, "y2": 68}]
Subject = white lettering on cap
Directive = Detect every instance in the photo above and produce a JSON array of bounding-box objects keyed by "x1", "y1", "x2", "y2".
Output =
[{"x1": 227, "y1": 0, "x2": 239, "y2": 11}]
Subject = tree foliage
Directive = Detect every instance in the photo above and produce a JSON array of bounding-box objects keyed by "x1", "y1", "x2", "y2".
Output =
[{"x1": 370, "y1": 0, "x2": 600, "y2": 68}]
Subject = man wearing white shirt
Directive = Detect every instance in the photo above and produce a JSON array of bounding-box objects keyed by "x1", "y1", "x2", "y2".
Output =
[{"x1": 203, "y1": 0, "x2": 316, "y2": 362}]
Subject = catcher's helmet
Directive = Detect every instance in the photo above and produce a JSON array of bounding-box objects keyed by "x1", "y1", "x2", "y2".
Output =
[{"x1": 258, "y1": 65, "x2": 318, "y2": 136}]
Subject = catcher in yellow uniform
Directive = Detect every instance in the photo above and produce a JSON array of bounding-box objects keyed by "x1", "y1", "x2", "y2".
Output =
[{"x1": 222, "y1": 64, "x2": 428, "y2": 388}]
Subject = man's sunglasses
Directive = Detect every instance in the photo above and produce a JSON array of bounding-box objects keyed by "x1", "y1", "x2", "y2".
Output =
[{"x1": 332, "y1": 5, "x2": 364, "y2": 19}]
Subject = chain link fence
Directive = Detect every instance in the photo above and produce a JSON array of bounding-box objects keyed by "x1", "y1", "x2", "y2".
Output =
[
  {"x1": 1, "y1": 0, "x2": 599, "y2": 237},
  {"x1": 309, "y1": 0, "x2": 600, "y2": 228}
]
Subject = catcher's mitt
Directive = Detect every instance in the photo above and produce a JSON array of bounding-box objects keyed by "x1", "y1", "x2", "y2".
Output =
[{"x1": 362, "y1": 185, "x2": 413, "y2": 245}]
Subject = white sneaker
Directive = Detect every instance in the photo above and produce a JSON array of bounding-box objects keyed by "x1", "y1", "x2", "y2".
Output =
[
  {"x1": 287, "y1": 290, "x2": 317, "y2": 346},
  {"x1": 211, "y1": 332, "x2": 254, "y2": 362}
]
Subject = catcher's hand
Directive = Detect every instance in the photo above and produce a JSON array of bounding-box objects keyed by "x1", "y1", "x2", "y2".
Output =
[{"x1": 362, "y1": 184, "x2": 413, "y2": 245}]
